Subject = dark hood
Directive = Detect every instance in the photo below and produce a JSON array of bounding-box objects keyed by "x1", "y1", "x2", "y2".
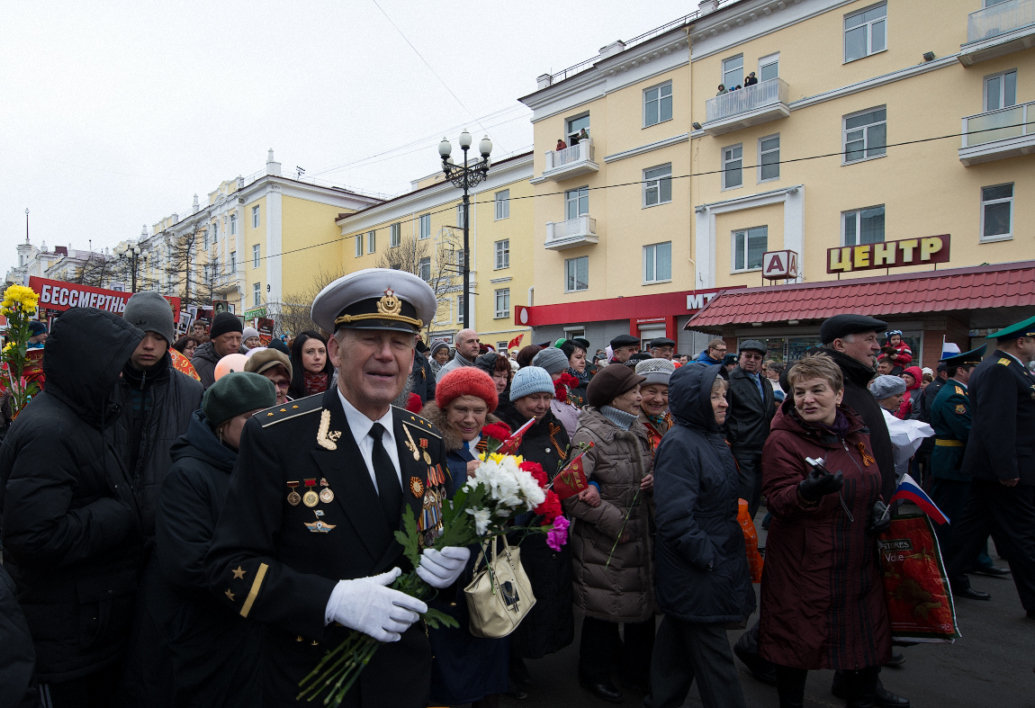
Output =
[
  {"x1": 42, "y1": 307, "x2": 144, "y2": 426},
  {"x1": 669, "y1": 363, "x2": 723, "y2": 433},
  {"x1": 170, "y1": 409, "x2": 237, "y2": 473}
]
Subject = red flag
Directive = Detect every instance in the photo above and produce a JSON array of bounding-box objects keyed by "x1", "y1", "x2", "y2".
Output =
[
  {"x1": 507, "y1": 333, "x2": 524, "y2": 350},
  {"x1": 497, "y1": 418, "x2": 535, "y2": 455},
  {"x1": 551, "y1": 444, "x2": 593, "y2": 500}
]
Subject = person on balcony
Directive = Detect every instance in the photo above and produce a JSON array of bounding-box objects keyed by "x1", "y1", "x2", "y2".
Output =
[
  {"x1": 744, "y1": 71, "x2": 758, "y2": 86},
  {"x1": 556, "y1": 138, "x2": 567, "y2": 150},
  {"x1": 716, "y1": 84, "x2": 727, "y2": 95}
]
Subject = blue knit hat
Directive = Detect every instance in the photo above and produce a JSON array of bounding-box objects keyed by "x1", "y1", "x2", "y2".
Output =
[{"x1": 509, "y1": 366, "x2": 554, "y2": 401}]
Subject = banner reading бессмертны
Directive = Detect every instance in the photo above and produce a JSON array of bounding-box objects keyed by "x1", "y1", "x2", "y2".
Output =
[{"x1": 29, "y1": 276, "x2": 181, "y2": 321}]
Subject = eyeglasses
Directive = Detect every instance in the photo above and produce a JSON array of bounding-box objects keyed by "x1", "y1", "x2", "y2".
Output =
[{"x1": 711, "y1": 346, "x2": 727, "y2": 353}]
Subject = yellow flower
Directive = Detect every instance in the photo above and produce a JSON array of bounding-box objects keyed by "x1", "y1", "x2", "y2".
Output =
[{"x1": 2, "y1": 341, "x2": 15, "y2": 354}]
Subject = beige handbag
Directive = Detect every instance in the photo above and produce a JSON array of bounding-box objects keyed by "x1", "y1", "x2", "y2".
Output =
[{"x1": 464, "y1": 536, "x2": 536, "y2": 638}]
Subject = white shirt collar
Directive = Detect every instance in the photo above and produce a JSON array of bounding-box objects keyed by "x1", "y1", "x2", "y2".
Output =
[{"x1": 337, "y1": 388, "x2": 394, "y2": 440}]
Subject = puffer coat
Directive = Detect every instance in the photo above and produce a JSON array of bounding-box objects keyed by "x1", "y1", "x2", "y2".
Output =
[
  {"x1": 565, "y1": 406, "x2": 655, "y2": 623},
  {"x1": 653, "y1": 364, "x2": 755, "y2": 623}
]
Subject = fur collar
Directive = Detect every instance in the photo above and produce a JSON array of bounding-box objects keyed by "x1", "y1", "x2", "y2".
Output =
[{"x1": 419, "y1": 401, "x2": 500, "y2": 454}]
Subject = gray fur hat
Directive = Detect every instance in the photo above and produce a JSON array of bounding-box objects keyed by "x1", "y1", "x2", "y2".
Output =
[
  {"x1": 635, "y1": 358, "x2": 675, "y2": 387},
  {"x1": 123, "y1": 291, "x2": 175, "y2": 345},
  {"x1": 869, "y1": 374, "x2": 906, "y2": 400}
]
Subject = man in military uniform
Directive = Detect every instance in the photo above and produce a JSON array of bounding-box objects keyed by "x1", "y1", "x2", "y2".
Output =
[
  {"x1": 206, "y1": 268, "x2": 471, "y2": 706},
  {"x1": 945, "y1": 315, "x2": 1035, "y2": 618}
]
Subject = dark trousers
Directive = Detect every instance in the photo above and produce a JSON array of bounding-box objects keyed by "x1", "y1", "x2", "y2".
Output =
[
  {"x1": 578, "y1": 616, "x2": 655, "y2": 685},
  {"x1": 646, "y1": 616, "x2": 746, "y2": 708},
  {"x1": 946, "y1": 481, "x2": 1035, "y2": 612},
  {"x1": 734, "y1": 450, "x2": 763, "y2": 518},
  {"x1": 38, "y1": 663, "x2": 122, "y2": 708}
]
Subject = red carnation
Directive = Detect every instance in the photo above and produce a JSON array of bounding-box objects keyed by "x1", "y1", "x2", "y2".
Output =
[
  {"x1": 481, "y1": 422, "x2": 512, "y2": 443},
  {"x1": 519, "y1": 460, "x2": 548, "y2": 488},
  {"x1": 534, "y1": 490, "x2": 563, "y2": 523}
]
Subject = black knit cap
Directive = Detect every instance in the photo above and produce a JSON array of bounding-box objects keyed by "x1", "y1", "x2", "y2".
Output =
[
  {"x1": 210, "y1": 311, "x2": 243, "y2": 339},
  {"x1": 587, "y1": 364, "x2": 646, "y2": 408}
]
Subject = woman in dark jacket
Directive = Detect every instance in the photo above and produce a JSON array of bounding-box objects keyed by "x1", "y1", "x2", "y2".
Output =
[
  {"x1": 150, "y1": 372, "x2": 275, "y2": 707},
  {"x1": 287, "y1": 330, "x2": 334, "y2": 399},
  {"x1": 759, "y1": 354, "x2": 891, "y2": 708},
  {"x1": 647, "y1": 364, "x2": 754, "y2": 708}
]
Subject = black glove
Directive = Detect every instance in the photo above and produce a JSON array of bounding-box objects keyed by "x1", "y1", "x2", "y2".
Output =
[
  {"x1": 798, "y1": 462, "x2": 844, "y2": 502},
  {"x1": 868, "y1": 500, "x2": 891, "y2": 535}
]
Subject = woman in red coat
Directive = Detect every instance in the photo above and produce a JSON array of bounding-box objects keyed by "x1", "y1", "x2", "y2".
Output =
[{"x1": 758, "y1": 354, "x2": 891, "y2": 708}]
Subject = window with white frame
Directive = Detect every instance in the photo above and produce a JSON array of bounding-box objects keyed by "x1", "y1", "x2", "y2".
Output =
[
  {"x1": 456, "y1": 204, "x2": 466, "y2": 229},
  {"x1": 843, "y1": 107, "x2": 886, "y2": 163},
  {"x1": 722, "y1": 54, "x2": 744, "y2": 89},
  {"x1": 565, "y1": 186, "x2": 589, "y2": 220},
  {"x1": 252, "y1": 244, "x2": 260, "y2": 269},
  {"x1": 365, "y1": 230, "x2": 374, "y2": 254},
  {"x1": 418, "y1": 256, "x2": 431, "y2": 281},
  {"x1": 566, "y1": 114, "x2": 590, "y2": 143},
  {"x1": 643, "y1": 242, "x2": 672, "y2": 283},
  {"x1": 981, "y1": 184, "x2": 1013, "y2": 240},
  {"x1": 759, "y1": 135, "x2": 780, "y2": 182},
  {"x1": 759, "y1": 53, "x2": 780, "y2": 82},
  {"x1": 229, "y1": 251, "x2": 236, "y2": 273},
  {"x1": 722, "y1": 144, "x2": 743, "y2": 189},
  {"x1": 456, "y1": 294, "x2": 465, "y2": 318},
  {"x1": 494, "y1": 288, "x2": 510, "y2": 319},
  {"x1": 354, "y1": 235, "x2": 362, "y2": 257},
  {"x1": 253, "y1": 282, "x2": 261, "y2": 308},
  {"x1": 419, "y1": 213, "x2": 431, "y2": 240},
  {"x1": 732, "y1": 226, "x2": 767, "y2": 272},
  {"x1": 643, "y1": 81, "x2": 673, "y2": 128},
  {"x1": 565, "y1": 256, "x2": 589, "y2": 292},
  {"x1": 251, "y1": 205, "x2": 260, "y2": 228},
  {"x1": 844, "y1": 2, "x2": 886, "y2": 63},
  {"x1": 494, "y1": 239, "x2": 510, "y2": 269},
  {"x1": 495, "y1": 190, "x2": 510, "y2": 220},
  {"x1": 842, "y1": 206, "x2": 885, "y2": 246},
  {"x1": 230, "y1": 213, "x2": 237, "y2": 236},
  {"x1": 211, "y1": 222, "x2": 218, "y2": 242},
  {"x1": 643, "y1": 164, "x2": 672, "y2": 207},
  {"x1": 390, "y1": 222, "x2": 401, "y2": 247},
  {"x1": 984, "y1": 70, "x2": 1017, "y2": 111},
  {"x1": 203, "y1": 230, "x2": 209, "y2": 249}
]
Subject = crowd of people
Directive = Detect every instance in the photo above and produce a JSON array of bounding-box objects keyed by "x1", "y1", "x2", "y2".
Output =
[{"x1": 1, "y1": 267, "x2": 1033, "y2": 708}]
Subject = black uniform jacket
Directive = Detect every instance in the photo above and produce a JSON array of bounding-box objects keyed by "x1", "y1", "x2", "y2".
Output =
[
  {"x1": 723, "y1": 366, "x2": 776, "y2": 455},
  {"x1": 206, "y1": 386, "x2": 449, "y2": 707},
  {"x1": 961, "y1": 350, "x2": 1035, "y2": 485}
]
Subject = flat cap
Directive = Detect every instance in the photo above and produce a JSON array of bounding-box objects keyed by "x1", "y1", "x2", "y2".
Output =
[
  {"x1": 572, "y1": 337, "x2": 591, "y2": 351},
  {"x1": 739, "y1": 339, "x2": 767, "y2": 354},
  {"x1": 610, "y1": 334, "x2": 640, "y2": 349},
  {"x1": 940, "y1": 344, "x2": 986, "y2": 366},
  {"x1": 649, "y1": 337, "x2": 675, "y2": 348},
  {"x1": 820, "y1": 314, "x2": 888, "y2": 344},
  {"x1": 245, "y1": 347, "x2": 293, "y2": 379},
  {"x1": 988, "y1": 314, "x2": 1035, "y2": 342},
  {"x1": 311, "y1": 268, "x2": 437, "y2": 334}
]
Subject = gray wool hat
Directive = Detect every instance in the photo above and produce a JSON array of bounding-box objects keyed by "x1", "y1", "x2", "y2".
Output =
[
  {"x1": 509, "y1": 366, "x2": 555, "y2": 401},
  {"x1": 635, "y1": 358, "x2": 675, "y2": 386},
  {"x1": 532, "y1": 346, "x2": 569, "y2": 375},
  {"x1": 869, "y1": 374, "x2": 906, "y2": 400},
  {"x1": 123, "y1": 291, "x2": 175, "y2": 345},
  {"x1": 241, "y1": 327, "x2": 260, "y2": 342}
]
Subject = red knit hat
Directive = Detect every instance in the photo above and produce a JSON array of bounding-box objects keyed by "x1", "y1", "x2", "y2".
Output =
[{"x1": 435, "y1": 367, "x2": 498, "y2": 413}]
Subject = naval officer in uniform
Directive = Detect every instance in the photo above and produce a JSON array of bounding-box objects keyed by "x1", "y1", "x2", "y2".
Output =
[{"x1": 206, "y1": 268, "x2": 471, "y2": 706}]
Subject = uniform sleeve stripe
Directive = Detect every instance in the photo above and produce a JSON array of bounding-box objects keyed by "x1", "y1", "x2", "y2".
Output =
[{"x1": 240, "y1": 562, "x2": 269, "y2": 618}]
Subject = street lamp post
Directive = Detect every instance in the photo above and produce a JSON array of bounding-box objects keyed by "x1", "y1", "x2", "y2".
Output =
[
  {"x1": 438, "y1": 130, "x2": 492, "y2": 330},
  {"x1": 115, "y1": 242, "x2": 147, "y2": 292}
]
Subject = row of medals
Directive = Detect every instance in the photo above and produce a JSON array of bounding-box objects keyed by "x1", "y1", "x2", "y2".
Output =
[{"x1": 287, "y1": 478, "x2": 334, "y2": 508}]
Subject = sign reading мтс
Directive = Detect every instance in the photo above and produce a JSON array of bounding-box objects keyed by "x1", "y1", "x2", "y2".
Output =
[{"x1": 827, "y1": 234, "x2": 950, "y2": 274}]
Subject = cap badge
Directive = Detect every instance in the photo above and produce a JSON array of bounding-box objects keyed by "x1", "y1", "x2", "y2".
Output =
[{"x1": 377, "y1": 288, "x2": 402, "y2": 317}]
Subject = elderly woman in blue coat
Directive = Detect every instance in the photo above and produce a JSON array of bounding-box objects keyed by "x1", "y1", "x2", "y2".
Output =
[{"x1": 646, "y1": 364, "x2": 755, "y2": 708}]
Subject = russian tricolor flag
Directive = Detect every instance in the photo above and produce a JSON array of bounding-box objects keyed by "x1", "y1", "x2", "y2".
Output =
[
  {"x1": 941, "y1": 338, "x2": 961, "y2": 360},
  {"x1": 891, "y1": 473, "x2": 950, "y2": 525}
]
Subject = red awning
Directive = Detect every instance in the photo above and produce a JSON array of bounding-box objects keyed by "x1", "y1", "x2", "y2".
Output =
[{"x1": 686, "y1": 260, "x2": 1035, "y2": 330}]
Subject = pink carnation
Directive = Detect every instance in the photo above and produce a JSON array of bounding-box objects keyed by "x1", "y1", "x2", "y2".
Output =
[{"x1": 546, "y1": 515, "x2": 570, "y2": 551}]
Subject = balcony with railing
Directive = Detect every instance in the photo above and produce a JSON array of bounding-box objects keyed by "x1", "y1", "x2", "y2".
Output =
[
  {"x1": 545, "y1": 215, "x2": 598, "y2": 250},
  {"x1": 535, "y1": 140, "x2": 599, "y2": 183},
  {"x1": 701, "y1": 78, "x2": 790, "y2": 136},
  {"x1": 959, "y1": 0, "x2": 1035, "y2": 66},
  {"x1": 959, "y1": 100, "x2": 1035, "y2": 165}
]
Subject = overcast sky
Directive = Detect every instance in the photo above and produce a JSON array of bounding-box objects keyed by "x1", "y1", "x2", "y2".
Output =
[{"x1": 1, "y1": 0, "x2": 705, "y2": 277}]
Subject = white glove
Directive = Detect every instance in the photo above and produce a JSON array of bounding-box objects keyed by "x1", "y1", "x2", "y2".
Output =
[
  {"x1": 415, "y1": 546, "x2": 471, "y2": 589},
  {"x1": 323, "y1": 567, "x2": 427, "y2": 642}
]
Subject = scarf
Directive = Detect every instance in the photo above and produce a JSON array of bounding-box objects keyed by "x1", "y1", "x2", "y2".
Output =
[
  {"x1": 600, "y1": 405, "x2": 637, "y2": 430},
  {"x1": 303, "y1": 370, "x2": 329, "y2": 396}
]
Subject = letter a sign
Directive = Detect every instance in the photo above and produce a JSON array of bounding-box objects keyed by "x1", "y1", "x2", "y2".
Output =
[{"x1": 763, "y1": 250, "x2": 798, "y2": 280}]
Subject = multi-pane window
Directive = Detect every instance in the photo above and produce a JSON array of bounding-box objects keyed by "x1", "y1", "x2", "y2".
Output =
[
  {"x1": 844, "y1": 2, "x2": 886, "y2": 62},
  {"x1": 252, "y1": 244, "x2": 260, "y2": 269},
  {"x1": 643, "y1": 242, "x2": 672, "y2": 283},
  {"x1": 643, "y1": 164, "x2": 672, "y2": 207},
  {"x1": 643, "y1": 81, "x2": 673, "y2": 127},
  {"x1": 759, "y1": 135, "x2": 780, "y2": 181},
  {"x1": 985, "y1": 70, "x2": 1017, "y2": 111},
  {"x1": 565, "y1": 256, "x2": 589, "y2": 292},
  {"x1": 759, "y1": 53, "x2": 780, "y2": 82},
  {"x1": 203, "y1": 230, "x2": 209, "y2": 249},
  {"x1": 251, "y1": 205, "x2": 260, "y2": 228},
  {"x1": 418, "y1": 256, "x2": 431, "y2": 281},
  {"x1": 843, "y1": 107, "x2": 886, "y2": 163},
  {"x1": 722, "y1": 144, "x2": 743, "y2": 189},
  {"x1": 981, "y1": 184, "x2": 1013, "y2": 240},
  {"x1": 843, "y1": 206, "x2": 886, "y2": 246},
  {"x1": 495, "y1": 190, "x2": 510, "y2": 220},
  {"x1": 456, "y1": 205, "x2": 466, "y2": 229},
  {"x1": 419, "y1": 213, "x2": 431, "y2": 240},
  {"x1": 354, "y1": 235, "x2": 362, "y2": 257},
  {"x1": 566, "y1": 114, "x2": 590, "y2": 143},
  {"x1": 723, "y1": 54, "x2": 744, "y2": 89},
  {"x1": 494, "y1": 288, "x2": 510, "y2": 319},
  {"x1": 366, "y1": 230, "x2": 376, "y2": 254},
  {"x1": 230, "y1": 213, "x2": 237, "y2": 236},
  {"x1": 211, "y1": 222, "x2": 218, "y2": 242},
  {"x1": 565, "y1": 186, "x2": 589, "y2": 220},
  {"x1": 732, "y1": 226, "x2": 767, "y2": 272},
  {"x1": 230, "y1": 251, "x2": 237, "y2": 273},
  {"x1": 253, "y1": 282, "x2": 261, "y2": 308},
  {"x1": 494, "y1": 239, "x2": 510, "y2": 269},
  {"x1": 390, "y1": 222, "x2": 401, "y2": 247}
]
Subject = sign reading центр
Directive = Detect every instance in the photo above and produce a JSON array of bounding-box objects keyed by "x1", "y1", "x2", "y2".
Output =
[
  {"x1": 827, "y1": 234, "x2": 950, "y2": 274},
  {"x1": 29, "y1": 276, "x2": 181, "y2": 321}
]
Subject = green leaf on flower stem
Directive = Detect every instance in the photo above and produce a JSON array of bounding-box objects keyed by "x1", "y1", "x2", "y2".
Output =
[
  {"x1": 423, "y1": 606, "x2": 459, "y2": 629},
  {"x1": 394, "y1": 506, "x2": 421, "y2": 569}
]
